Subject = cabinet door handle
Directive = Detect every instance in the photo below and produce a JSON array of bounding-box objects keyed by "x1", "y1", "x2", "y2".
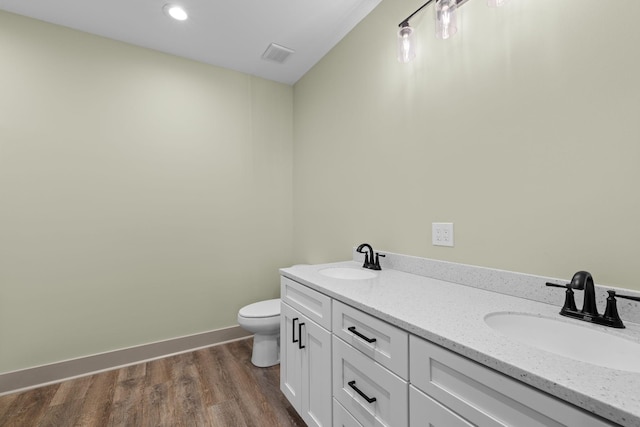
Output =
[
  {"x1": 292, "y1": 317, "x2": 299, "y2": 343},
  {"x1": 298, "y1": 322, "x2": 306, "y2": 349},
  {"x1": 348, "y1": 380, "x2": 377, "y2": 404},
  {"x1": 348, "y1": 326, "x2": 377, "y2": 343}
]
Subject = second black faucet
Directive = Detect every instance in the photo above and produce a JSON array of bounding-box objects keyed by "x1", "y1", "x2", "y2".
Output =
[{"x1": 546, "y1": 271, "x2": 640, "y2": 329}]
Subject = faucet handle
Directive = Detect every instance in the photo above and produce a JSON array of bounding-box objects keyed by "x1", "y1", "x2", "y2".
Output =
[
  {"x1": 373, "y1": 253, "x2": 385, "y2": 270},
  {"x1": 603, "y1": 291, "x2": 626, "y2": 328},
  {"x1": 612, "y1": 291, "x2": 640, "y2": 302},
  {"x1": 546, "y1": 282, "x2": 577, "y2": 312},
  {"x1": 545, "y1": 282, "x2": 567, "y2": 289},
  {"x1": 362, "y1": 252, "x2": 370, "y2": 268}
]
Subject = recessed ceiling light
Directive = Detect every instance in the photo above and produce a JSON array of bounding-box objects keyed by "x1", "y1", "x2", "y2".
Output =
[{"x1": 163, "y1": 4, "x2": 188, "y2": 21}]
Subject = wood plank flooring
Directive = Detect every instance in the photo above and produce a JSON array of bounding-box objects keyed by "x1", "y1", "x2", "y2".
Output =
[{"x1": 0, "y1": 338, "x2": 306, "y2": 427}]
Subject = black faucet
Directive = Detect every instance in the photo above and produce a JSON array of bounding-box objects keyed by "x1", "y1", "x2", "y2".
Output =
[
  {"x1": 356, "y1": 243, "x2": 385, "y2": 270},
  {"x1": 546, "y1": 271, "x2": 640, "y2": 328}
]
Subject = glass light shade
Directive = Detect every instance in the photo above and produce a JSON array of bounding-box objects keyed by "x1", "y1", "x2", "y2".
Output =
[
  {"x1": 397, "y1": 26, "x2": 416, "y2": 63},
  {"x1": 435, "y1": 0, "x2": 458, "y2": 40},
  {"x1": 164, "y1": 4, "x2": 188, "y2": 21},
  {"x1": 487, "y1": 0, "x2": 508, "y2": 7}
]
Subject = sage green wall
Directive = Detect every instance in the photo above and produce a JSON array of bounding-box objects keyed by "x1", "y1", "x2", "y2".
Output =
[
  {"x1": 0, "y1": 11, "x2": 293, "y2": 373},
  {"x1": 293, "y1": 0, "x2": 640, "y2": 290},
  {"x1": 3, "y1": 0, "x2": 639, "y2": 375}
]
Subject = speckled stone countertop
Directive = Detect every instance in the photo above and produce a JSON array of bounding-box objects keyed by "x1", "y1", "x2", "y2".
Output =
[{"x1": 280, "y1": 259, "x2": 640, "y2": 427}]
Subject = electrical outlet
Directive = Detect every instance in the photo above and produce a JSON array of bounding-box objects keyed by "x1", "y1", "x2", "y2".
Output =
[{"x1": 432, "y1": 223, "x2": 454, "y2": 247}]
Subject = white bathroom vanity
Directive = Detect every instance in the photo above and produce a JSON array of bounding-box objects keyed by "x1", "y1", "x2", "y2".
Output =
[{"x1": 280, "y1": 250, "x2": 640, "y2": 427}]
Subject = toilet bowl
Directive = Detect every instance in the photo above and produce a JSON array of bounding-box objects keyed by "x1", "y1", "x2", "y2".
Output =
[{"x1": 237, "y1": 298, "x2": 281, "y2": 367}]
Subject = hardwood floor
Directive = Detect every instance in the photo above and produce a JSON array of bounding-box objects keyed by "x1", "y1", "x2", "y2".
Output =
[{"x1": 0, "y1": 338, "x2": 306, "y2": 427}]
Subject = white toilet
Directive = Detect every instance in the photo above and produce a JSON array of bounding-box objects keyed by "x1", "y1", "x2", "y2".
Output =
[{"x1": 237, "y1": 298, "x2": 281, "y2": 367}]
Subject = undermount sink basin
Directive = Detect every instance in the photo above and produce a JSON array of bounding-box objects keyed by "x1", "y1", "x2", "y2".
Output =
[
  {"x1": 485, "y1": 312, "x2": 640, "y2": 373},
  {"x1": 319, "y1": 267, "x2": 377, "y2": 280}
]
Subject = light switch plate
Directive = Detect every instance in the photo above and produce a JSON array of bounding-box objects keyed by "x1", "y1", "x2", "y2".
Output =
[{"x1": 432, "y1": 223, "x2": 454, "y2": 247}]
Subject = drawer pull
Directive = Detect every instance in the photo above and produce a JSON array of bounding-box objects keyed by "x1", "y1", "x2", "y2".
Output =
[
  {"x1": 298, "y1": 322, "x2": 306, "y2": 349},
  {"x1": 292, "y1": 317, "x2": 299, "y2": 343},
  {"x1": 348, "y1": 380, "x2": 377, "y2": 404},
  {"x1": 348, "y1": 326, "x2": 377, "y2": 343}
]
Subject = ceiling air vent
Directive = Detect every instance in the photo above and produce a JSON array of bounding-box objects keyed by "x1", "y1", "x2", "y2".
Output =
[{"x1": 262, "y1": 43, "x2": 295, "y2": 64}]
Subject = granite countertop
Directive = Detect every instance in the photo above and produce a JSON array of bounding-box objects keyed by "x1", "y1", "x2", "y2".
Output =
[{"x1": 280, "y1": 260, "x2": 640, "y2": 427}]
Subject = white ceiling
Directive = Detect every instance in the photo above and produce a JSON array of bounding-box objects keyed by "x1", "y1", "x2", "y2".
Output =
[{"x1": 0, "y1": 0, "x2": 382, "y2": 85}]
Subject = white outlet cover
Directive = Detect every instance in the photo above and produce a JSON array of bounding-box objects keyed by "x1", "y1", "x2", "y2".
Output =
[{"x1": 432, "y1": 223, "x2": 454, "y2": 247}]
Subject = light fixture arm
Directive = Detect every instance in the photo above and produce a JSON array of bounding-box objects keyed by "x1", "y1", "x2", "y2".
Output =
[
  {"x1": 398, "y1": 0, "x2": 470, "y2": 27},
  {"x1": 399, "y1": 0, "x2": 436, "y2": 28}
]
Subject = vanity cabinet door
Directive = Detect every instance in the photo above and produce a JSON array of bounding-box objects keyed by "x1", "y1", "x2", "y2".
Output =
[
  {"x1": 280, "y1": 302, "x2": 303, "y2": 411},
  {"x1": 280, "y1": 301, "x2": 332, "y2": 427},
  {"x1": 410, "y1": 385, "x2": 473, "y2": 427},
  {"x1": 300, "y1": 312, "x2": 332, "y2": 427}
]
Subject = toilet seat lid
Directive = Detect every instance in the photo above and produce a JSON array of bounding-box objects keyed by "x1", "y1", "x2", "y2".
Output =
[{"x1": 239, "y1": 298, "x2": 280, "y2": 318}]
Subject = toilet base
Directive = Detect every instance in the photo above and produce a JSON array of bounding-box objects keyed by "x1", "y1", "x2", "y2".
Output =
[{"x1": 251, "y1": 333, "x2": 280, "y2": 367}]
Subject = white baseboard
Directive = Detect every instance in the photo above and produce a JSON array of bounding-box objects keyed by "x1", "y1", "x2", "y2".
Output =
[{"x1": 0, "y1": 325, "x2": 252, "y2": 396}]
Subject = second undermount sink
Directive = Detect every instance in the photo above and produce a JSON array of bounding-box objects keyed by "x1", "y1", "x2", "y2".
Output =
[
  {"x1": 485, "y1": 312, "x2": 640, "y2": 373},
  {"x1": 319, "y1": 267, "x2": 377, "y2": 280}
]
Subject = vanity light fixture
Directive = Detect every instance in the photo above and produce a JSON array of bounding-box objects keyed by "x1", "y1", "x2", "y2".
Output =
[
  {"x1": 397, "y1": 0, "x2": 507, "y2": 63},
  {"x1": 163, "y1": 4, "x2": 188, "y2": 21}
]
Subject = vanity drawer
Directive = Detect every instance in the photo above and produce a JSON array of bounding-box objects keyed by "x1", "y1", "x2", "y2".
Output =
[
  {"x1": 333, "y1": 336, "x2": 408, "y2": 427},
  {"x1": 410, "y1": 385, "x2": 473, "y2": 427},
  {"x1": 332, "y1": 300, "x2": 409, "y2": 379},
  {"x1": 334, "y1": 399, "x2": 364, "y2": 427},
  {"x1": 410, "y1": 336, "x2": 615, "y2": 427},
  {"x1": 281, "y1": 276, "x2": 331, "y2": 330}
]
